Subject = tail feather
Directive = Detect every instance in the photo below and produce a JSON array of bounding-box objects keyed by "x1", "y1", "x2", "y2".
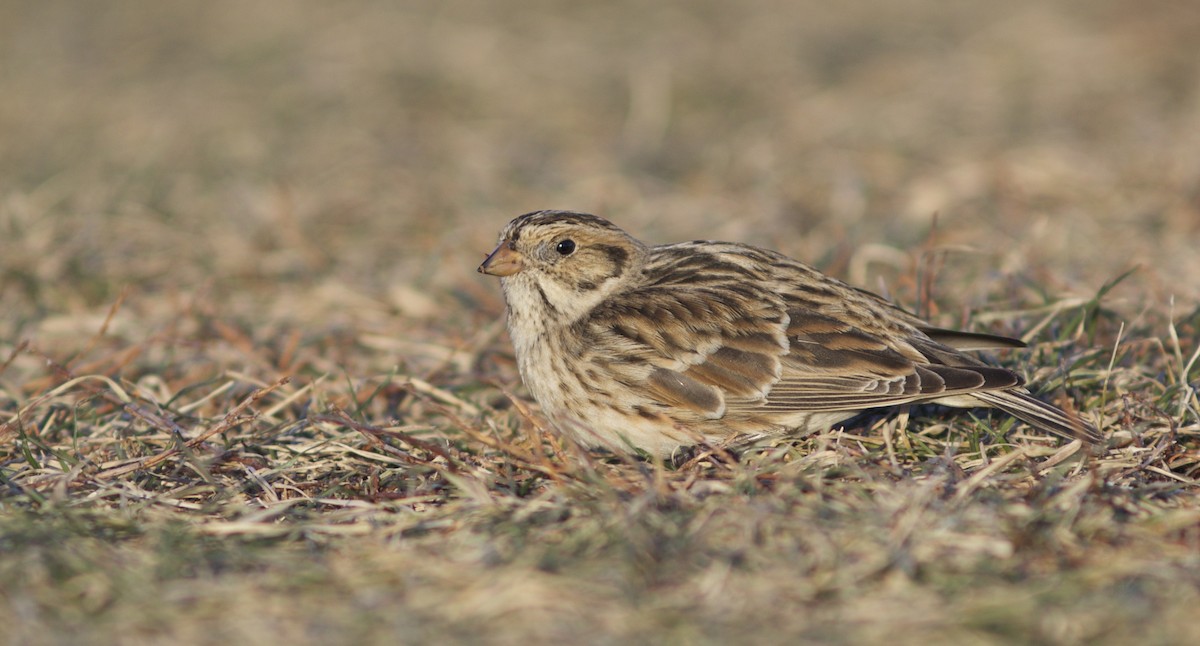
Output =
[{"x1": 972, "y1": 390, "x2": 1104, "y2": 447}]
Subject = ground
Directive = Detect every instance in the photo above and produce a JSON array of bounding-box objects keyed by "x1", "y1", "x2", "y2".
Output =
[{"x1": 1, "y1": 1, "x2": 1198, "y2": 644}]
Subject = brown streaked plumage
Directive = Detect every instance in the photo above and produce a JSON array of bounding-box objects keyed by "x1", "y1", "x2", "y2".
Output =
[{"x1": 479, "y1": 210, "x2": 1103, "y2": 458}]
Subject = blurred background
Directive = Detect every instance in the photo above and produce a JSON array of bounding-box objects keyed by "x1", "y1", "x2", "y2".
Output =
[{"x1": 1, "y1": 0, "x2": 1198, "y2": 352}]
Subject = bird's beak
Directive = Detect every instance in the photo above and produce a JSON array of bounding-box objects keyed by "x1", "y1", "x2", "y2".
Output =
[{"x1": 478, "y1": 242, "x2": 523, "y2": 277}]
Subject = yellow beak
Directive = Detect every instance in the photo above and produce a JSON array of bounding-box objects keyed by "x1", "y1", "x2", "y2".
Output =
[{"x1": 478, "y1": 242, "x2": 523, "y2": 277}]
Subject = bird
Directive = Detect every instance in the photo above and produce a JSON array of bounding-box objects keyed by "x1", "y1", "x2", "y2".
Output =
[{"x1": 478, "y1": 210, "x2": 1102, "y2": 459}]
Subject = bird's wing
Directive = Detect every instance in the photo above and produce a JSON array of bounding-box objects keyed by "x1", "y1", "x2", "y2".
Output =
[
  {"x1": 585, "y1": 283, "x2": 1021, "y2": 419},
  {"x1": 753, "y1": 309, "x2": 1022, "y2": 412},
  {"x1": 584, "y1": 285, "x2": 790, "y2": 419}
]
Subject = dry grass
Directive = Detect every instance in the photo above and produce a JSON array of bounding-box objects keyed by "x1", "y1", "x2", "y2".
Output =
[{"x1": 2, "y1": 1, "x2": 1199, "y2": 644}]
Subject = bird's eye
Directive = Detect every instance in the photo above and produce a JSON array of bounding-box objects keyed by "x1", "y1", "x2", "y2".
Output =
[{"x1": 555, "y1": 239, "x2": 576, "y2": 256}]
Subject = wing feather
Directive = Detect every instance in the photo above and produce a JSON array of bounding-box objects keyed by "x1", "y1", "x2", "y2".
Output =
[
  {"x1": 645, "y1": 367, "x2": 725, "y2": 418},
  {"x1": 920, "y1": 327, "x2": 1028, "y2": 351}
]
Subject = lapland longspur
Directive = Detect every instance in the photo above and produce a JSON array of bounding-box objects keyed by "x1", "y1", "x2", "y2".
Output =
[{"x1": 479, "y1": 210, "x2": 1102, "y2": 458}]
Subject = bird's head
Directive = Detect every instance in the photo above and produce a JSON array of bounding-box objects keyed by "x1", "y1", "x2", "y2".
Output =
[{"x1": 479, "y1": 210, "x2": 648, "y2": 324}]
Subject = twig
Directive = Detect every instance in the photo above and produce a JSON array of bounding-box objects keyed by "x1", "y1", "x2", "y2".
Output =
[
  {"x1": 414, "y1": 391, "x2": 567, "y2": 482},
  {"x1": 405, "y1": 377, "x2": 481, "y2": 417},
  {"x1": 96, "y1": 377, "x2": 291, "y2": 479},
  {"x1": 953, "y1": 446, "x2": 1028, "y2": 502},
  {"x1": 311, "y1": 409, "x2": 464, "y2": 474},
  {"x1": 0, "y1": 339, "x2": 29, "y2": 379}
]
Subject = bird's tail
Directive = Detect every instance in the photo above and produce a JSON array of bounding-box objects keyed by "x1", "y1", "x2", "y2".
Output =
[
  {"x1": 972, "y1": 389, "x2": 1104, "y2": 450},
  {"x1": 969, "y1": 386, "x2": 1099, "y2": 446}
]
